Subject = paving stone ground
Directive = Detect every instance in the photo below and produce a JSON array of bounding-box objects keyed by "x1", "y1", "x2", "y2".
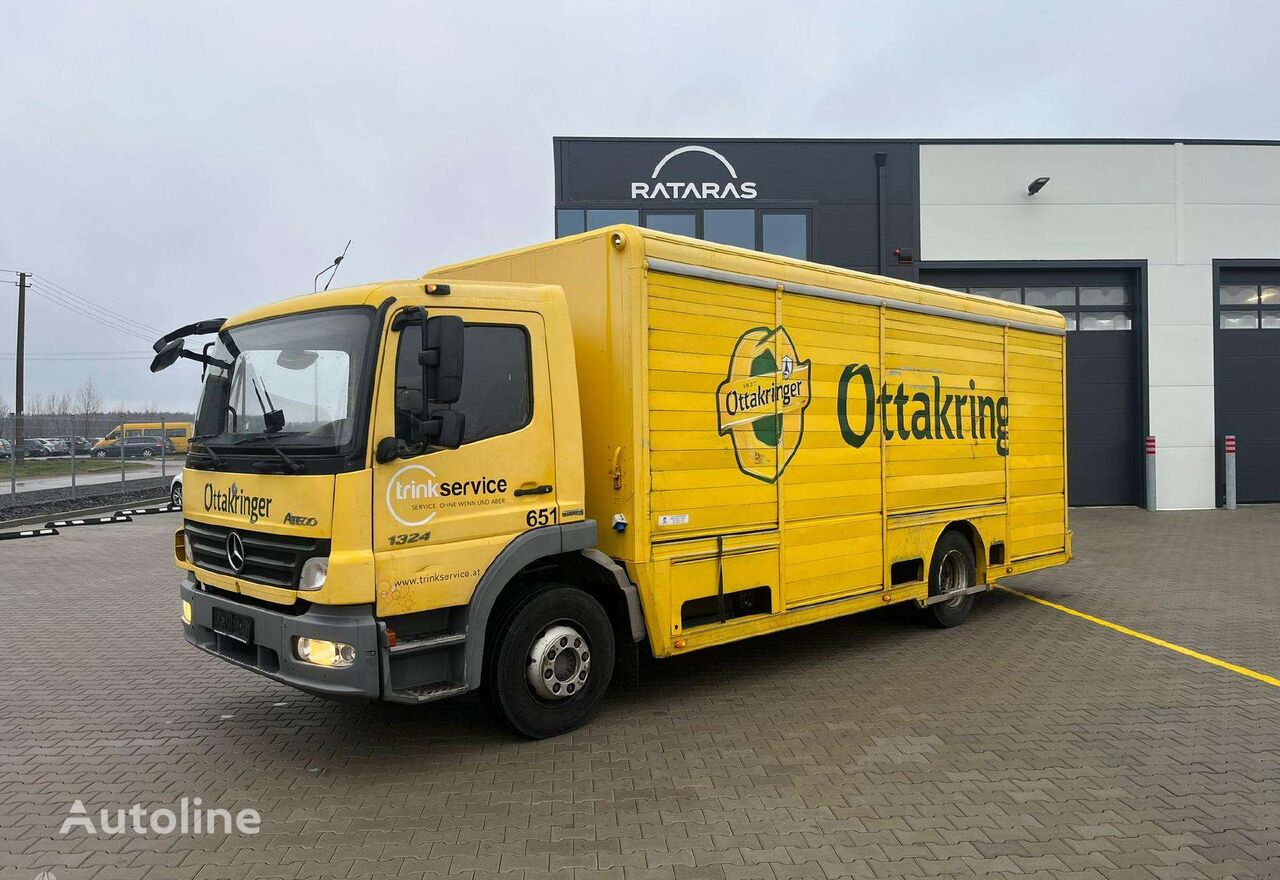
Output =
[{"x1": 1, "y1": 507, "x2": 1277, "y2": 880}]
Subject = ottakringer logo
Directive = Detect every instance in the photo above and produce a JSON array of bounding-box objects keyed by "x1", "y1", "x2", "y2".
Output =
[{"x1": 716, "y1": 326, "x2": 811, "y2": 483}]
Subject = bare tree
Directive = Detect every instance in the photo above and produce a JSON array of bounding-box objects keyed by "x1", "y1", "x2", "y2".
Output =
[
  {"x1": 74, "y1": 380, "x2": 103, "y2": 437},
  {"x1": 0, "y1": 392, "x2": 9, "y2": 441},
  {"x1": 53, "y1": 392, "x2": 73, "y2": 438}
]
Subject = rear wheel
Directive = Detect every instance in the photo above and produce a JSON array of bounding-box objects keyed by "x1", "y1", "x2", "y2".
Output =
[
  {"x1": 921, "y1": 531, "x2": 977, "y2": 628},
  {"x1": 487, "y1": 585, "x2": 615, "y2": 739}
]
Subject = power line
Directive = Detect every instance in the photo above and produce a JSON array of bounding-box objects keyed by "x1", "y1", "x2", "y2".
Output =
[
  {"x1": 26, "y1": 283, "x2": 156, "y2": 343},
  {"x1": 32, "y1": 273, "x2": 165, "y2": 336}
]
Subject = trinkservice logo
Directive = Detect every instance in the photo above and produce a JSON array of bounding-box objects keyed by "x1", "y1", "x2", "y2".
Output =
[{"x1": 631, "y1": 145, "x2": 757, "y2": 200}]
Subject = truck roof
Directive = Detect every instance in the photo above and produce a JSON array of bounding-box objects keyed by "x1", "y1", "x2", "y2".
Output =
[
  {"x1": 222, "y1": 279, "x2": 566, "y2": 329},
  {"x1": 429, "y1": 225, "x2": 1066, "y2": 332}
]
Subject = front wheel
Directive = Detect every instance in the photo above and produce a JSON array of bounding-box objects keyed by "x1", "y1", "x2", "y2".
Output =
[
  {"x1": 95, "y1": 450, "x2": 107, "y2": 459},
  {"x1": 487, "y1": 585, "x2": 615, "y2": 739},
  {"x1": 920, "y1": 530, "x2": 977, "y2": 628},
  {"x1": 170, "y1": 482, "x2": 183, "y2": 508}
]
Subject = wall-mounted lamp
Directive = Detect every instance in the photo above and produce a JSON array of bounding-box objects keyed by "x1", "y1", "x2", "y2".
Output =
[{"x1": 1027, "y1": 176, "x2": 1051, "y2": 196}]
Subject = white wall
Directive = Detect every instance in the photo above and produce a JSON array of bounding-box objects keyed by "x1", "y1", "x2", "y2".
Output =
[{"x1": 920, "y1": 142, "x2": 1280, "y2": 510}]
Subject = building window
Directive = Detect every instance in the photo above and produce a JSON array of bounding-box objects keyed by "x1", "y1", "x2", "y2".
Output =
[
  {"x1": 703, "y1": 209, "x2": 755, "y2": 249},
  {"x1": 585, "y1": 209, "x2": 639, "y2": 231},
  {"x1": 962, "y1": 285, "x2": 1134, "y2": 331},
  {"x1": 556, "y1": 209, "x2": 585, "y2": 238},
  {"x1": 970, "y1": 287, "x2": 1021, "y2": 304},
  {"x1": 761, "y1": 213, "x2": 808, "y2": 259},
  {"x1": 643, "y1": 212, "x2": 697, "y2": 237},
  {"x1": 1219, "y1": 283, "x2": 1280, "y2": 329},
  {"x1": 395, "y1": 324, "x2": 532, "y2": 446}
]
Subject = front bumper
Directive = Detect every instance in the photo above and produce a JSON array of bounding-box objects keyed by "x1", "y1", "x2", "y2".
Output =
[{"x1": 180, "y1": 574, "x2": 381, "y2": 701}]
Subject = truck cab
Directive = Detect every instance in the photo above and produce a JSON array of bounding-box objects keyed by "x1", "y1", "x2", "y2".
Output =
[{"x1": 174, "y1": 280, "x2": 633, "y2": 738}]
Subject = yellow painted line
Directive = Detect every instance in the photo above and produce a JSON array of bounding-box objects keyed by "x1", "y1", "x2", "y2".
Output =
[{"x1": 998, "y1": 585, "x2": 1280, "y2": 689}]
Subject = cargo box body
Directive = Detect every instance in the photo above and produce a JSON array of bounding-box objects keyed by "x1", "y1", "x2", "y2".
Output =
[{"x1": 433, "y1": 227, "x2": 1069, "y2": 656}]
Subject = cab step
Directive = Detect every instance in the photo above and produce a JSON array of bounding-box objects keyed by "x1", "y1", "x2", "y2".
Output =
[
  {"x1": 390, "y1": 681, "x2": 467, "y2": 704},
  {"x1": 389, "y1": 630, "x2": 466, "y2": 657}
]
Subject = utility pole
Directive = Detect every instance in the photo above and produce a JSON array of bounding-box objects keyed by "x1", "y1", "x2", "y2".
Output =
[{"x1": 14, "y1": 272, "x2": 27, "y2": 463}]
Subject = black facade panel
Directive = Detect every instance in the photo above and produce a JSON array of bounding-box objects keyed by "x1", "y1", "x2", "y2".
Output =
[{"x1": 554, "y1": 138, "x2": 919, "y2": 278}]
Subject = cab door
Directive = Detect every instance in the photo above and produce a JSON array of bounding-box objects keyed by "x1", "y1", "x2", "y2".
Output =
[{"x1": 372, "y1": 306, "x2": 557, "y2": 618}]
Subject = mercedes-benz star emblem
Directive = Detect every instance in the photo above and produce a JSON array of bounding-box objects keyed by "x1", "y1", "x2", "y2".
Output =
[{"x1": 225, "y1": 531, "x2": 246, "y2": 573}]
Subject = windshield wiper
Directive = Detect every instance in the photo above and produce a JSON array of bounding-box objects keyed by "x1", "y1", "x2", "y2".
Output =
[
  {"x1": 230, "y1": 378, "x2": 305, "y2": 474},
  {"x1": 189, "y1": 434, "x2": 227, "y2": 469}
]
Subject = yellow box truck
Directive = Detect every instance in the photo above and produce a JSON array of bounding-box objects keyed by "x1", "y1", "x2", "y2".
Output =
[{"x1": 158, "y1": 227, "x2": 1070, "y2": 737}]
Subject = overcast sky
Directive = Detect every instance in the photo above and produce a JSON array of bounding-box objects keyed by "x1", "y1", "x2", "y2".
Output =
[{"x1": 3, "y1": 1, "x2": 1279, "y2": 411}]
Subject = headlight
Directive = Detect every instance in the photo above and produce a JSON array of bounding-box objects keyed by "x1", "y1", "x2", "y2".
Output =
[
  {"x1": 299, "y1": 557, "x2": 328, "y2": 591},
  {"x1": 182, "y1": 600, "x2": 192, "y2": 624},
  {"x1": 294, "y1": 636, "x2": 355, "y2": 668}
]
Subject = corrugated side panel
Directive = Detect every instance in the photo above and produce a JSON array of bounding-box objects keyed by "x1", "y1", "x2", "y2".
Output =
[
  {"x1": 1007, "y1": 328, "x2": 1067, "y2": 559},
  {"x1": 778, "y1": 293, "x2": 883, "y2": 606},
  {"x1": 882, "y1": 312, "x2": 1008, "y2": 513},
  {"x1": 648, "y1": 273, "x2": 779, "y2": 539}
]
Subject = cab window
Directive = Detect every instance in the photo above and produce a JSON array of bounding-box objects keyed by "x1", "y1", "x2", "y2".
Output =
[{"x1": 394, "y1": 323, "x2": 532, "y2": 446}]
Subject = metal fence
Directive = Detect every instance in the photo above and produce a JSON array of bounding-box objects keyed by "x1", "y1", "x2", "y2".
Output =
[{"x1": 2, "y1": 411, "x2": 193, "y2": 509}]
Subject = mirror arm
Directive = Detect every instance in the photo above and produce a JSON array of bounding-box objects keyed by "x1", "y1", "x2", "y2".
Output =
[{"x1": 179, "y1": 349, "x2": 232, "y2": 371}]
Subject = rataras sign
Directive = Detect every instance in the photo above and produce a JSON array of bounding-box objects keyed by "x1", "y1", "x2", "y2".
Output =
[
  {"x1": 716, "y1": 327, "x2": 1010, "y2": 483},
  {"x1": 631, "y1": 145, "x2": 758, "y2": 201}
]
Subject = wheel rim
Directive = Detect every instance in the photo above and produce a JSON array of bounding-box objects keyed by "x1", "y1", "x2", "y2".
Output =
[
  {"x1": 938, "y1": 549, "x2": 970, "y2": 607},
  {"x1": 526, "y1": 622, "x2": 591, "y2": 701},
  {"x1": 172, "y1": 487, "x2": 182, "y2": 507}
]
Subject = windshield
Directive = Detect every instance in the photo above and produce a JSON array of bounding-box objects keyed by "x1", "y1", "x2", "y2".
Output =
[{"x1": 194, "y1": 307, "x2": 375, "y2": 457}]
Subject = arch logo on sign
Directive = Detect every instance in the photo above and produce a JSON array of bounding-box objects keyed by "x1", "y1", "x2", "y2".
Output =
[{"x1": 630, "y1": 145, "x2": 757, "y2": 200}]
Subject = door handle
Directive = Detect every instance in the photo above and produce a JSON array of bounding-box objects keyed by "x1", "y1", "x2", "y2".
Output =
[{"x1": 514, "y1": 484, "x2": 553, "y2": 497}]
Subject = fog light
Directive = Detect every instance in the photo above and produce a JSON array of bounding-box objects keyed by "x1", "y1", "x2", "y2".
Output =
[
  {"x1": 182, "y1": 599, "x2": 192, "y2": 624},
  {"x1": 294, "y1": 636, "x2": 355, "y2": 668},
  {"x1": 299, "y1": 557, "x2": 328, "y2": 591}
]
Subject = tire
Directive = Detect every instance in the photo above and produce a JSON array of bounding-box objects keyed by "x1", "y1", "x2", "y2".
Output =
[
  {"x1": 171, "y1": 482, "x2": 183, "y2": 508},
  {"x1": 95, "y1": 450, "x2": 106, "y2": 459},
  {"x1": 141, "y1": 448, "x2": 153, "y2": 458},
  {"x1": 487, "y1": 585, "x2": 615, "y2": 739},
  {"x1": 921, "y1": 530, "x2": 978, "y2": 628}
]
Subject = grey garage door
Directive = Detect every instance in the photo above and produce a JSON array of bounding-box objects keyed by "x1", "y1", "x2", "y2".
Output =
[
  {"x1": 920, "y1": 268, "x2": 1143, "y2": 507},
  {"x1": 1215, "y1": 267, "x2": 1280, "y2": 504}
]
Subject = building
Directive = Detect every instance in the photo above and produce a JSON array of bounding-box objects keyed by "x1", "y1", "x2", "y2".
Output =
[{"x1": 553, "y1": 137, "x2": 1280, "y2": 511}]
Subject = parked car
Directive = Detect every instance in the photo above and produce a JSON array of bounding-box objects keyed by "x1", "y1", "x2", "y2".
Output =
[
  {"x1": 37, "y1": 437, "x2": 70, "y2": 455},
  {"x1": 94, "y1": 436, "x2": 174, "y2": 459},
  {"x1": 0, "y1": 438, "x2": 11, "y2": 459},
  {"x1": 22, "y1": 438, "x2": 53, "y2": 457},
  {"x1": 170, "y1": 473, "x2": 183, "y2": 508},
  {"x1": 59, "y1": 436, "x2": 94, "y2": 454}
]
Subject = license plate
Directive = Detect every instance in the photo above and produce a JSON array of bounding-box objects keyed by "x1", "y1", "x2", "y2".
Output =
[{"x1": 212, "y1": 607, "x2": 253, "y2": 645}]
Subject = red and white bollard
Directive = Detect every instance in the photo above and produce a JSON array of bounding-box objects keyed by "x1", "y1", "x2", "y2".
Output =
[
  {"x1": 1224, "y1": 435, "x2": 1237, "y2": 511},
  {"x1": 1144, "y1": 436, "x2": 1157, "y2": 511}
]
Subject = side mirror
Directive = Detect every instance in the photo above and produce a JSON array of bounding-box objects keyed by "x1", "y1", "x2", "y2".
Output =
[
  {"x1": 419, "y1": 409, "x2": 465, "y2": 450},
  {"x1": 421, "y1": 315, "x2": 464, "y2": 404},
  {"x1": 150, "y1": 338, "x2": 185, "y2": 373}
]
